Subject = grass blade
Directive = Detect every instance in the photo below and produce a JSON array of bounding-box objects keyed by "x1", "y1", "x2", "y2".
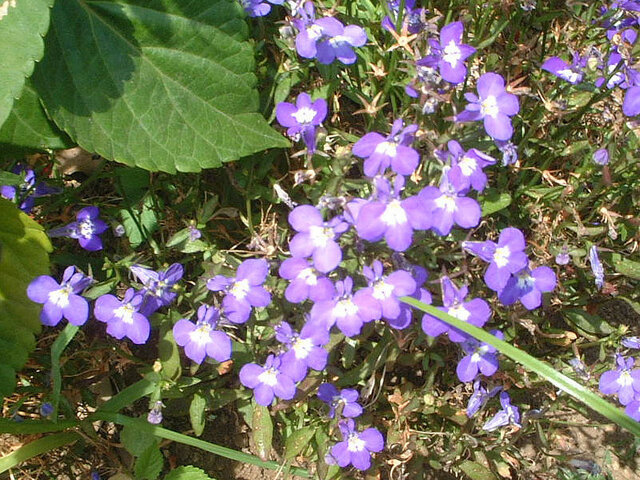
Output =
[
  {"x1": 50, "y1": 324, "x2": 79, "y2": 421},
  {"x1": 0, "y1": 432, "x2": 81, "y2": 473}
]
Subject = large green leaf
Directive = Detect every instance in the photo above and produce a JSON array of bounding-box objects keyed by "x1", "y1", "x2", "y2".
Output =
[
  {"x1": 0, "y1": 0, "x2": 53, "y2": 128},
  {"x1": 0, "y1": 198, "x2": 51, "y2": 397},
  {"x1": 0, "y1": 82, "x2": 72, "y2": 150},
  {"x1": 32, "y1": 0, "x2": 288, "y2": 173}
]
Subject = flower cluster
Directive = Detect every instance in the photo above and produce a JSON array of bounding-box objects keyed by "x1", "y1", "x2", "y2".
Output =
[
  {"x1": 1, "y1": 164, "x2": 59, "y2": 213},
  {"x1": 599, "y1": 353, "x2": 640, "y2": 421}
]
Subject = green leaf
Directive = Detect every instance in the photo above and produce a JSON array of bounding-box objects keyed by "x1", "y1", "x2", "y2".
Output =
[
  {"x1": 614, "y1": 258, "x2": 640, "y2": 280},
  {"x1": 480, "y1": 190, "x2": 512, "y2": 216},
  {"x1": 251, "y1": 404, "x2": 273, "y2": 461},
  {"x1": 164, "y1": 466, "x2": 215, "y2": 480},
  {"x1": 0, "y1": 171, "x2": 21, "y2": 186},
  {"x1": 32, "y1": 0, "x2": 288, "y2": 173},
  {"x1": 0, "y1": 198, "x2": 51, "y2": 397},
  {"x1": 0, "y1": 82, "x2": 72, "y2": 150},
  {"x1": 563, "y1": 308, "x2": 614, "y2": 335},
  {"x1": 120, "y1": 195, "x2": 159, "y2": 248},
  {"x1": 100, "y1": 376, "x2": 158, "y2": 413},
  {"x1": 158, "y1": 315, "x2": 182, "y2": 382},
  {"x1": 189, "y1": 393, "x2": 207, "y2": 437},
  {"x1": 284, "y1": 426, "x2": 314, "y2": 461},
  {"x1": 135, "y1": 443, "x2": 164, "y2": 480},
  {"x1": 459, "y1": 460, "x2": 497, "y2": 480},
  {"x1": 400, "y1": 296, "x2": 640, "y2": 437},
  {"x1": 0, "y1": 0, "x2": 53, "y2": 128},
  {"x1": 50, "y1": 324, "x2": 80, "y2": 420},
  {"x1": 121, "y1": 423, "x2": 157, "y2": 457}
]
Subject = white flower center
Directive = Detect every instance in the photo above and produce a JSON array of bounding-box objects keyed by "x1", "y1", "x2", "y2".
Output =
[
  {"x1": 230, "y1": 279, "x2": 250, "y2": 300},
  {"x1": 516, "y1": 272, "x2": 535, "y2": 289},
  {"x1": 372, "y1": 280, "x2": 394, "y2": 300},
  {"x1": 308, "y1": 225, "x2": 333, "y2": 249},
  {"x1": 448, "y1": 304, "x2": 470, "y2": 321},
  {"x1": 291, "y1": 106, "x2": 317, "y2": 125},
  {"x1": 557, "y1": 68, "x2": 581, "y2": 83},
  {"x1": 618, "y1": 371, "x2": 634, "y2": 388},
  {"x1": 292, "y1": 337, "x2": 314, "y2": 359},
  {"x1": 329, "y1": 35, "x2": 349, "y2": 48},
  {"x1": 298, "y1": 267, "x2": 318, "y2": 286},
  {"x1": 459, "y1": 155, "x2": 477, "y2": 176},
  {"x1": 189, "y1": 323, "x2": 212, "y2": 346},
  {"x1": 78, "y1": 219, "x2": 95, "y2": 239},
  {"x1": 307, "y1": 24, "x2": 324, "y2": 41},
  {"x1": 347, "y1": 433, "x2": 366, "y2": 452},
  {"x1": 258, "y1": 368, "x2": 279, "y2": 387},
  {"x1": 442, "y1": 40, "x2": 462, "y2": 67},
  {"x1": 435, "y1": 194, "x2": 457, "y2": 213},
  {"x1": 114, "y1": 303, "x2": 135, "y2": 324},
  {"x1": 48, "y1": 286, "x2": 72, "y2": 308},
  {"x1": 380, "y1": 200, "x2": 407, "y2": 227},
  {"x1": 493, "y1": 246, "x2": 510, "y2": 268},
  {"x1": 374, "y1": 141, "x2": 398, "y2": 157},
  {"x1": 470, "y1": 352, "x2": 482, "y2": 364},
  {"x1": 333, "y1": 299, "x2": 359, "y2": 318},
  {"x1": 481, "y1": 95, "x2": 499, "y2": 118}
]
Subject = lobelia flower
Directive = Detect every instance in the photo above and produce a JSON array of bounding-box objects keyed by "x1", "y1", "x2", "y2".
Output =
[
  {"x1": 456, "y1": 331, "x2": 503, "y2": 383},
  {"x1": 276, "y1": 92, "x2": 328, "y2": 154},
  {"x1": 130, "y1": 263, "x2": 183, "y2": 316},
  {"x1": 555, "y1": 245, "x2": 570, "y2": 265},
  {"x1": 495, "y1": 140, "x2": 518, "y2": 166},
  {"x1": 381, "y1": 0, "x2": 427, "y2": 34},
  {"x1": 147, "y1": 401, "x2": 164, "y2": 424},
  {"x1": 48, "y1": 206, "x2": 108, "y2": 251},
  {"x1": 317, "y1": 383, "x2": 363, "y2": 418},
  {"x1": 498, "y1": 265, "x2": 556, "y2": 310},
  {"x1": 623, "y1": 86, "x2": 640, "y2": 116},
  {"x1": 278, "y1": 257, "x2": 335, "y2": 303},
  {"x1": 622, "y1": 336, "x2": 640, "y2": 349},
  {"x1": 310, "y1": 277, "x2": 381, "y2": 337},
  {"x1": 482, "y1": 392, "x2": 521, "y2": 431},
  {"x1": 239, "y1": 354, "x2": 297, "y2": 406},
  {"x1": 27, "y1": 266, "x2": 92, "y2": 326},
  {"x1": 541, "y1": 53, "x2": 585, "y2": 84},
  {"x1": 352, "y1": 119, "x2": 420, "y2": 177},
  {"x1": 352, "y1": 176, "x2": 431, "y2": 252},
  {"x1": 1, "y1": 164, "x2": 60, "y2": 213},
  {"x1": 40, "y1": 402, "x2": 54, "y2": 418},
  {"x1": 240, "y1": 0, "x2": 283, "y2": 17},
  {"x1": 360, "y1": 260, "x2": 417, "y2": 324},
  {"x1": 275, "y1": 321, "x2": 328, "y2": 382},
  {"x1": 421, "y1": 276, "x2": 491, "y2": 342},
  {"x1": 417, "y1": 170, "x2": 482, "y2": 236},
  {"x1": 330, "y1": 419, "x2": 384, "y2": 471},
  {"x1": 589, "y1": 245, "x2": 605, "y2": 290},
  {"x1": 457, "y1": 72, "x2": 520, "y2": 141},
  {"x1": 592, "y1": 149, "x2": 610, "y2": 166},
  {"x1": 436, "y1": 140, "x2": 496, "y2": 192},
  {"x1": 421, "y1": 21, "x2": 476, "y2": 85},
  {"x1": 598, "y1": 355, "x2": 640, "y2": 405},
  {"x1": 625, "y1": 398, "x2": 640, "y2": 421},
  {"x1": 463, "y1": 227, "x2": 529, "y2": 292},
  {"x1": 207, "y1": 259, "x2": 271, "y2": 324},
  {"x1": 287, "y1": 205, "x2": 349, "y2": 273},
  {"x1": 173, "y1": 305, "x2": 232, "y2": 364},
  {"x1": 94, "y1": 288, "x2": 150, "y2": 344},
  {"x1": 466, "y1": 380, "x2": 501, "y2": 418}
]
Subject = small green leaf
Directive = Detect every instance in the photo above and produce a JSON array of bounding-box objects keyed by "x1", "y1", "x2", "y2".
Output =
[
  {"x1": 614, "y1": 258, "x2": 640, "y2": 280},
  {"x1": 563, "y1": 308, "x2": 614, "y2": 335},
  {"x1": 459, "y1": 460, "x2": 497, "y2": 480},
  {"x1": 119, "y1": 196, "x2": 159, "y2": 248},
  {"x1": 479, "y1": 190, "x2": 512, "y2": 216},
  {"x1": 167, "y1": 229, "x2": 191, "y2": 248},
  {"x1": 0, "y1": 171, "x2": 21, "y2": 186},
  {"x1": 135, "y1": 443, "x2": 163, "y2": 480},
  {"x1": 120, "y1": 423, "x2": 157, "y2": 457},
  {"x1": 164, "y1": 466, "x2": 215, "y2": 480},
  {"x1": 189, "y1": 393, "x2": 207, "y2": 437},
  {"x1": 158, "y1": 316, "x2": 182, "y2": 382},
  {"x1": 251, "y1": 404, "x2": 273, "y2": 461},
  {"x1": 284, "y1": 426, "x2": 314, "y2": 461}
]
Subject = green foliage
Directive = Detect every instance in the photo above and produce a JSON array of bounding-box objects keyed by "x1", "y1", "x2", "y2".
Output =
[
  {"x1": 164, "y1": 466, "x2": 215, "y2": 480},
  {"x1": 189, "y1": 392, "x2": 206, "y2": 437},
  {"x1": 251, "y1": 404, "x2": 273, "y2": 461},
  {"x1": 135, "y1": 443, "x2": 164, "y2": 480},
  {"x1": 0, "y1": 198, "x2": 51, "y2": 397}
]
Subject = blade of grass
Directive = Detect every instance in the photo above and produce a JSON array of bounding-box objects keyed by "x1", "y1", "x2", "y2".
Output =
[
  {"x1": 0, "y1": 432, "x2": 81, "y2": 473},
  {"x1": 92, "y1": 412, "x2": 312, "y2": 478},
  {"x1": 0, "y1": 418, "x2": 78, "y2": 434},
  {"x1": 400, "y1": 296, "x2": 640, "y2": 437},
  {"x1": 50, "y1": 324, "x2": 80, "y2": 421},
  {"x1": 99, "y1": 376, "x2": 158, "y2": 413}
]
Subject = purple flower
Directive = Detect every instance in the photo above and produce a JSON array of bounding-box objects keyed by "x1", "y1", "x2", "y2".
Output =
[
  {"x1": 457, "y1": 72, "x2": 519, "y2": 141},
  {"x1": 207, "y1": 259, "x2": 271, "y2": 324},
  {"x1": 498, "y1": 265, "x2": 556, "y2": 310},
  {"x1": 598, "y1": 355, "x2": 640, "y2": 406},
  {"x1": 625, "y1": 399, "x2": 640, "y2": 421},
  {"x1": 495, "y1": 140, "x2": 518, "y2": 166},
  {"x1": 360, "y1": 260, "x2": 417, "y2": 323},
  {"x1": 592, "y1": 149, "x2": 610, "y2": 166},
  {"x1": 278, "y1": 257, "x2": 334, "y2": 303},
  {"x1": 239, "y1": 354, "x2": 297, "y2": 406},
  {"x1": 352, "y1": 176, "x2": 431, "y2": 251},
  {"x1": 421, "y1": 276, "x2": 491, "y2": 342},
  {"x1": 329, "y1": 419, "x2": 384, "y2": 471},
  {"x1": 623, "y1": 86, "x2": 640, "y2": 116},
  {"x1": 287, "y1": 205, "x2": 348, "y2": 273},
  {"x1": 352, "y1": 119, "x2": 420, "y2": 177},
  {"x1": 382, "y1": 0, "x2": 427, "y2": 34},
  {"x1": 27, "y1": 266, "x2": 92, "y2": 326},
  {"x1": 466, "y1": 380, "x2": 501, "y2": 418},
  {"x1": 94, "y1": 288, "x2": 150, "y2": 344},
  {"x1": 188, "y1": 224, "x2": 202, "y2": 241},
  {"x1": 1, "y1": 165, "x2": 59, "y2": 213},
  {"x1": 131, "y1": 263, "x2": 183, "y2": 316},
  {"x1": 275, "y1": 321, "x2": 328, "y2": 382},
  {"x1": 276, "y1": 92, "x2": 327, "y2": 154},
  {"x1": 482, "y1": 392, "x2": 521, "y2": 431},
  {"x1": 463, "y1": 227, "x2": 529, "y2": 292},
  {"x1": 541, "y1": 54, "x2": 585, "y2": 84},
  {"x1": 421, "y1": 22, "x2": 475, "y2": 84},
  {"x1": 173, "y1": 305, "x2": 232, "y2": 364},
  {"x1": 417, "y1": 173, "x2": 482, "y2": 236},
  {"x1": 40, "y1": 402, "x2": 54, "y2": 418},
  {"x1": 310, "y1": 277, "x2": 381, "y2": 337},
  {"x1": 437, "y1": 140, "x2": 496, "y2": 192},
  {"x1": 48, "y1": 206, "x2": 108, "y2": 251},
  {"x1": 240, "y1": 0, "x2": 280, "y2": 17},
  {"x1": 317, "y1": 383, "x2": 363, "y2": 418},
  {"x1": 622, "y1": 336, "x2": 640, "y2": 349},
  {"x1": 456, "y1": 331, "x2": 503, "y2": 383},
  {"x1": 589, "y1": 245, "x2": 605, "y2": 290},
  {"x1": 147, "y1": 401, "x2": 164, "y2": 424},
  {"x1": 555, "y1": 245, "x2": 570, "y2": 265}
]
